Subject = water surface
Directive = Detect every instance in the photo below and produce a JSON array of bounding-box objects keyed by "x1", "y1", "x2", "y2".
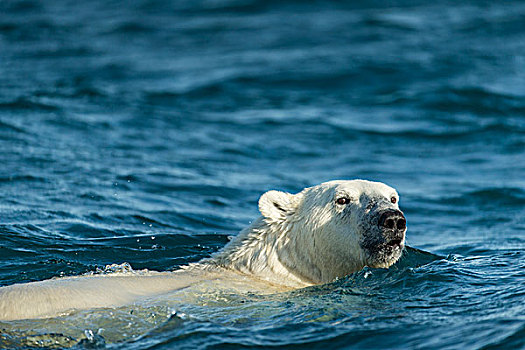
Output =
[{"x1": 0, "y1": 0, "x2": 524, "y2": 348}]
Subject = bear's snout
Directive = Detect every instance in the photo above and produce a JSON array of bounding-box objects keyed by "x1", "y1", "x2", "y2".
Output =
[{"x1": 378, "y1": 209, "x2": 406, "y2": 233}]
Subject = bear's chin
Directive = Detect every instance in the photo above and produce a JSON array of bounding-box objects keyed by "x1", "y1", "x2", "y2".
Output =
[{"x1": 364, "y1": 243, "x2": 404, "y2": 269}]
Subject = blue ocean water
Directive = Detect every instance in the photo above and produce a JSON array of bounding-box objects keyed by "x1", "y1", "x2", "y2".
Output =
[{"x1": 0, "y1": 0, "x2": 524, "y2": 348}]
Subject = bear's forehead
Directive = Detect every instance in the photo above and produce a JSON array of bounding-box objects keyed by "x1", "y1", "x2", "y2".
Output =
[{"x1": 314, "y1": 179, "x2": 396, "y2": 198}]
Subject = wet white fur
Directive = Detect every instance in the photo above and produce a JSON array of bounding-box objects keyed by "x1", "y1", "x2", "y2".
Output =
[
  {"x1": 210, "y1": 179, "x2": 401, "y2": 285},
  {"x1": 0, "y1": 180, "x2": 402, "y2": 321}
]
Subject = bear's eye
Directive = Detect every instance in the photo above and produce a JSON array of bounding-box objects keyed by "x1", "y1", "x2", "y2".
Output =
[
  {"x1": 391, "y1": 196, "x2": 397, "y2": 204},
  {"x1": 336, "y1": 197, "x2": 350, "y2": 205}
]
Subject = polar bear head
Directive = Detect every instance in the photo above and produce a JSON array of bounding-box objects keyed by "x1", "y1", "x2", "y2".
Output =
[{"x1": 256, "y1": 180, "x2": 406, "y2": 284}]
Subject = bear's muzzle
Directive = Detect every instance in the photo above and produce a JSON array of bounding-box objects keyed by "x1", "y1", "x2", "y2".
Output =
[{"x1": 378, "y1": 209, "x2": 406, "y2": 247}]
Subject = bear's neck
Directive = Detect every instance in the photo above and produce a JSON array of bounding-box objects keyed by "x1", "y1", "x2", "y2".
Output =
[{"x1": 208, "y1": 217, "x2": 326, "y2": 288}]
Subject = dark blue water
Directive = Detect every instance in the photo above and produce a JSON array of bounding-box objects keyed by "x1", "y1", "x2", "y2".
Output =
[{"x1": 1, "y1": 0, "x2": 524, "y2": 348}]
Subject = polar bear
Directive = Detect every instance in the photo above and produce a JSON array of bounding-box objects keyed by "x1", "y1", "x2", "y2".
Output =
[{"x1": 0, "y1": 180, "x2": 406, "y2": 321}]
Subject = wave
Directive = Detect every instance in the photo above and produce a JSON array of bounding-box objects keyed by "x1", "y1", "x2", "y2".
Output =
[
  {"x1": 0, "y1": 174, "x2": 46, "y2": 183},
  {"x1": 0, "y1": 98, "x2": 60, "y2": 112},
  {"x1": 441, "y1": 187, "x2": 525, "y2": 208},
  {"x1": 0, "y1": 120, "x2": 27, "y2": 134}
]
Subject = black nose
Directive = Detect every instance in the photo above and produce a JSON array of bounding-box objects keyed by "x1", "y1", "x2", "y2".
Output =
[{"x1": 378, "y1": 210, "x2": 406, "y2": 231}]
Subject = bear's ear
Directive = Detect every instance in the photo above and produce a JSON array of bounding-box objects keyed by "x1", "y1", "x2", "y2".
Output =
[{"x1": 258, "y1": 190, "x2": 298, "y2": 222}]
